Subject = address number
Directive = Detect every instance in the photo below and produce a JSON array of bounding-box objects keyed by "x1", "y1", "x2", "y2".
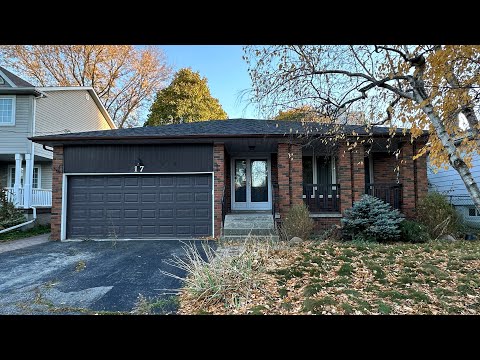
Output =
[{"x1": 134, "y1": 165, "x2": 144, "y2": 172}]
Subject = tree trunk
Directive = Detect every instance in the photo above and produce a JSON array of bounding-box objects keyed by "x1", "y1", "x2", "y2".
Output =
[{"x1": 419, "y1": 100, "x2": 480, "y2": 211}]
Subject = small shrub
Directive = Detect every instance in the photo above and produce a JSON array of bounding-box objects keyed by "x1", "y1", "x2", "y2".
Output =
[
  {"x1": 341, "y1": 194, "x2": 404, "y2": 242},
  {"x1": 162, "y1": 238, "x2": 277, "y2": 309},
  {"x1": 416, "y1": 192, "x2": 462, "y2": 239},
  {"x1": 400, "y1": 220, "x2": 430, "y2": 243},
  {"x1": 280, "y1": 203, "x2": 314, "y2": 240},
  {"x1": 0, "y1": 185, "x2": 26, "y2": 230}
]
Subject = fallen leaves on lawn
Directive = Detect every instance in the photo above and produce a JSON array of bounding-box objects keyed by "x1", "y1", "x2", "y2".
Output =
[{"x1": 178, "y1": 240, "x2": 480, "y2": 315}]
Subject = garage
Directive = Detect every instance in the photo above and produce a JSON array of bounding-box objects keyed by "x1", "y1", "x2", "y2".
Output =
[{"x1": 67, "y1": 174, "x2": 213, "y2": 239}]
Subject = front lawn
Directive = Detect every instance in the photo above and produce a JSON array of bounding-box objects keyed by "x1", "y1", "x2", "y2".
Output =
[
  {"x1": 0, "y1": 224, "x2": 51, "y2": 243},
  {"x1": 178, "y1": 240, "x2": 480, "y2": 315}
]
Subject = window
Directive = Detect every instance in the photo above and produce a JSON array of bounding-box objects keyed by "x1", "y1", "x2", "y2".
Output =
[
  {"x1": 33, "y1": 168, "x2": 39, "y2": 189},
  {"x1": 8, "y1": 166, "x2": 40, "y2": 188},
  {"x1": 302, "y1": 157, "x2": 313, "y2": 185},
  {"x1": 302, "y1": 155, "x2": 336, "y2": 197},
  {"x1": 0, "y1": 96, "x2": 15, "y2": 125},
  {"x1": 469, "y1": 208, "x2": 480, "y2": 217}
]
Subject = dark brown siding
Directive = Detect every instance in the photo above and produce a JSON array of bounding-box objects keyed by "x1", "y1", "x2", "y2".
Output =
[{"x1": 63, "y1": 144, "x2": 213, "y2": 173}]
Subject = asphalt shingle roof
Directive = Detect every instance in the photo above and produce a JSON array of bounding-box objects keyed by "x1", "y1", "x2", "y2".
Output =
[
  {"x1": 32, "y1": 119, "x2": 415, "y2": 143},
  {"x1": 0, "y1": 66, "x2": 35, "y2": 87}
]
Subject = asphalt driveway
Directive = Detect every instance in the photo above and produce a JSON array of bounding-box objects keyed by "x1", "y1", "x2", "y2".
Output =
[{"x1": 0, "y1": 240, "x2": 209, "y2": 315}]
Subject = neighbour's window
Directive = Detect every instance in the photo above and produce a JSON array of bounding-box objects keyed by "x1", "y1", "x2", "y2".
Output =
[
  {"x1": 0, "y1": 96, "x2": 15, "y2": 125},
  {"x1": 9, "y1": 167, "x2": 39, "y2": 188},
  {"x1": 468, "y1": 208, "x2": 480, "y2": 217},
  {"x1": 33, "y1": 168, "x2": 39, "y2": 189}
]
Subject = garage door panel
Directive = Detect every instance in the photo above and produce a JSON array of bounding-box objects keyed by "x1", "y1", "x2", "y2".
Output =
[
  {"x1": 176, "y1": 192, "x2": 193, "y2": 202},
  {"x1": 124, "y1": 177, "x2": 139, "y2": 187},
  {"x1": 159, "y1": 176, "x2": 175, "y2": 186},
  {"x1": 141, "y1": 177, "x2": 157, "y2": 187},
  {"x1": 67, "y1": 174, "x2": 212, "y2": 239}
]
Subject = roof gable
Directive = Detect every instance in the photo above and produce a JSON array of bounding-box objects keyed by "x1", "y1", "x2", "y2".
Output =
[{"x1": 0, "y1": 66, "x2": 35, "y2": 87}]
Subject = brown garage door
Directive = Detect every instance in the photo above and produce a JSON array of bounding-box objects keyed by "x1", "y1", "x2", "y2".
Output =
[{"x1": 67, "y1": 174, "x2": 212, "y2": 239}]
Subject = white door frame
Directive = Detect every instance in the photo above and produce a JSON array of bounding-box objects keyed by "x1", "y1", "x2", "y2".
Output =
[{"x1": 230, "y1": 156, "x2": 272, "y2": 211}]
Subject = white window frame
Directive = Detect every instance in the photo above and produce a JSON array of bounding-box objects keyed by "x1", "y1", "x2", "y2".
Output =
[
  {"x1": 32, "y1": 167, "x2": 41, "y2": 189},
  {"x1": 468, "y1": 207, "x2": 480, "y2": 217},
  {"x1": 303, "y1": 155, "x2": 336, "y2": 199},
  {"x1": 0, "y1": 95, "x2": 16, "y2": 126},
  {"x1": 7, "y1": 165, "x2": 41, "y2": 188}
]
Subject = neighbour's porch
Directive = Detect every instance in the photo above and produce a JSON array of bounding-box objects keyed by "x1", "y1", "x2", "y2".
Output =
[
  {"x1": 0, "y1": 153, "x2": 53, "y2": 208},
  {"x1": 3, "y1": 187, "x2": 52, "y2": 207}
]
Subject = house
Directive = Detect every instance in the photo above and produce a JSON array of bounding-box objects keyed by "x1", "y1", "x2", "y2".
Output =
[
  {"x1": 428, "y1": 153, "x2": 480, "y2": 228},
  {"x1": 0, "y1": 66, "x2": 115, "y2": 223},
  {"x1": 31, "y1": 119, "x2": 428, "y2": 241}
]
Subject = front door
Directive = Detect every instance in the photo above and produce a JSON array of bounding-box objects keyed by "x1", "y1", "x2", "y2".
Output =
[{"x1": 231, "y1": 158, "x2": 271, "y2": 210}]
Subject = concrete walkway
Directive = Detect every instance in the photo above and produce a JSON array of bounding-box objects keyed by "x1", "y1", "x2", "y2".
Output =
[{"x1": 0, "y1": 233, "x2": 50, "y2": 254}]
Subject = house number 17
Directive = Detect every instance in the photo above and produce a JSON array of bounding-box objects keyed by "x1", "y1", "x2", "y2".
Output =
[{"x1": 134, "y1": 165, "x2": 144, "y2": 172}]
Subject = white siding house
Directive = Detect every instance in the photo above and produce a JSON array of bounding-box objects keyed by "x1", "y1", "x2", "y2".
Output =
[
  {"x1": 0, "y1": 66, "x2": 115, "y2": 210},
  {"x1": 428, "y1": 153, "x2": 480, "y2": 228}
]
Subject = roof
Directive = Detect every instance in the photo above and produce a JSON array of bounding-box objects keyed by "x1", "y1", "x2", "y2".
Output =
[
  {"x1": 31, "y1": 118, "x2": 427, "y2": 146},
  {"x1": 37, "y1": 87, "x2": 116, "y2": 129},
  {"x1": 0, "y1": 66, "x2": 35, "y2": 87}
]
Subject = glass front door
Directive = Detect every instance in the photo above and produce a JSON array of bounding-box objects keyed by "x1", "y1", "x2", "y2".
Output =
[{"x1": 232, "y1": 158, "x2": 271, "y2": 210}]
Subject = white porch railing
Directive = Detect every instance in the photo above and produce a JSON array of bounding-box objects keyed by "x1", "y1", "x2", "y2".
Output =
[
  {"x1": 32, "y1": 189, "x2": 53, "y2": 207},
  {"x1": 3, "y1": 187, "x2": 52, "y2": 207}
]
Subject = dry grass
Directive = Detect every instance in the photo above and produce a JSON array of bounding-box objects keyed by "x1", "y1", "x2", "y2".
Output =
[
  {"x1": 178, "y1": 239, "x2": 480, "y2": 315},
  {"x1": 162, "y1": 237, "x2": 286, "y2": 312}
]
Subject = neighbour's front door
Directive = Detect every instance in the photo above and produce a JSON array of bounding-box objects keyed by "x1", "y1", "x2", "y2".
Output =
[{"x1": 232, "y1": 158, "x2": 271, "y2": 210}]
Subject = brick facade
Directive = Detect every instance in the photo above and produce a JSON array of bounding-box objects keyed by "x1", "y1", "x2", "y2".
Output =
[
  {"x1": 312, "y1": 217, "x2": 342, "y2": 232},
  {"x1": 271, "y1": 153, "x2": 279, "y2": 215},
  {"x1": 50, "y1": 146, "x2": 64, "y2": 241},
  {"x1": 372, "y1": 153, "x2": 398, "y2": 184},
  {"x1": 276, "y1": 142, "x2": 303, "y2": 218},
  {"x1": 277, "y1": 143, "x2": 291, "y2": 216},
  {"x1": 47, "y1": 137, "x2": 428, "y2": 241},
  {"x1": 398, "y1": 141, "x2": 428, "y2": 218},
  {"x1": 290, "y1": 143, "x2": 303, "y2": 206},
  {"x1": 337, "y1": 142, "x2": 353, "y2": 212},
  {"x1": 351, "y1": 145, "x2": 365, "y2": 203},
  {"x1": 213, "y1": 143, "x2": 225, "y2": 238},
  {"x1": 414, "y1": 141, "x2": 428, "y2": 209}
]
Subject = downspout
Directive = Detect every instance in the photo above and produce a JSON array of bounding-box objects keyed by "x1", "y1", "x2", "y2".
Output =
[{"x1": 0, "y1": 207, "x2": 37, "y2": 234}]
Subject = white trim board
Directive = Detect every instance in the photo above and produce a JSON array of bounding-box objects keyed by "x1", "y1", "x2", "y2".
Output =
[{"x1": 60, "y1": 171, "x2": 215, "y2": 241}]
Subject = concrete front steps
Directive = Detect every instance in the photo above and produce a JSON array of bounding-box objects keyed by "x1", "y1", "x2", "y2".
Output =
[{"x1": 222, "y1": 213, "x2": 278, "y2": 241}]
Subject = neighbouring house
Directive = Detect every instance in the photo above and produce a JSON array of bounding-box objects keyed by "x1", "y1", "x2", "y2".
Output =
[
  {"x1": 31, "y1": 118, "x2": 428, "y2": 241},
  {"x1": 0, "y1": 66, "x2": 115, "y2": 223},
  {"x1": 428, "y1": 153, "x2": 480, "y2": 228}
]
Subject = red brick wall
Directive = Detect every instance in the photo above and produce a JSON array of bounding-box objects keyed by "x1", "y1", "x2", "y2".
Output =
[
  {"x1": 312, "y1": 217, "x2": 342, "y2": 232},
  {"x1": 373, "y1": 153, "x2": 398, "y2": 184},
  {"x1": 225, "y1": 151, "x2": 231, "y2": 213},
  {"x1": 337, "y1": 142, "x2": 353, "y2": 212},
  {"x1": 351, "y1": 145, "x2": 365, "y2": 202},
  {"x1": 271, "y1": 153, "x2": 279, "y2": 215},
  {"x1": 399, "y1": 142, "x2": 415, "y2": 218},
  {"x1": 277, "y1": 142, "x2": 303, "y2": 217},
  {"x1": 213, "y1": 143, "x2": 225, "y2": 237},
  {"x1": 414, "y1": 141, "x2": 428, "y2": 207},
  {"x1": 51, "y1": 146, "x2": 64, "y2": 241},
  {"x1": 290, "y1": 143, "x2": 303, "y2": 206},
  {"x1": 277, "y1": 143, "x2": 290, "y2": 216}
]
